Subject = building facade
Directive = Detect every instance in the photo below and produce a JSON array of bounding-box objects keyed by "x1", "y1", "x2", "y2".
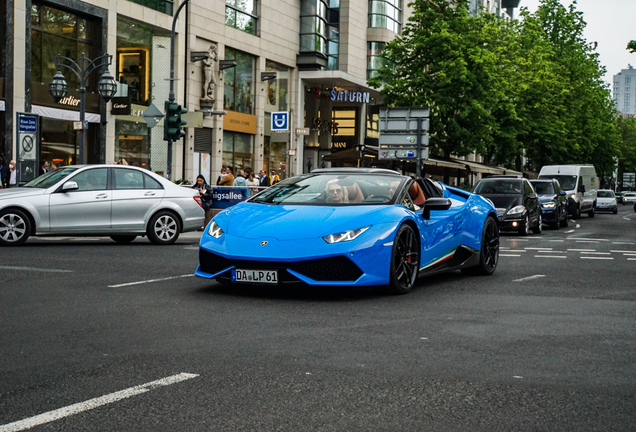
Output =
[
  {"x1": 2, "y1": 0, "x2": 518, "y2": 184},
  {"x1": 613, "y1": 65, "x2": 636, "y2": 117}
]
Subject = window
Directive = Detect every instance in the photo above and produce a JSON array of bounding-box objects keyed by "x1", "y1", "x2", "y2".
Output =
[
  {"x1": 368, "y1": 0, "x2": 402, "y2": 34},
  {"x1": 117, "y1": 19, "x2": 153, "y2": 106},
  {"x1": 223, "y1": 48, "x2": 254, "y2": 114},
  {"x1": 31, "y1": 4, "x2": 97, "y2": 89},
  {"x1": 367, "y1": 42, "x2": 392, "y2": 79},
  {"x1": 114, "y1": 168, "x2": 163, "y2": 189},
  {"x1": 264, "y1": 60, "x2": 289, "y2": 113},
  {"x1": 226, "y1": 0, "x2": 257, "y2": 35},
  {"x1": 223, "y1": 131, "x2": 253, "y2": 175},
  {"x1": 70, "y1": 168, "x2": 108, "y2": 191},
  {"x1": 300, "y1": 0, "x2": 329, "y2": 56},
  {"x1": 626, "y1": 75, "x2": 632, "y2": 85},
  {"x1": 127, "y1": 0, "x2": 173, "y2": 15}
]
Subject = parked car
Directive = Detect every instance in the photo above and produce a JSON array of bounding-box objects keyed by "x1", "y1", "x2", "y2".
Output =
[
  {"x1": 0, "y1": 165, "x2": 204, "y2": 246},
  {"x1": 529, "y1": 179, "x2": 569, "y2": 229},
  {"x1": 595, "y1": 190, "x2": 618, "y2": 214},
  {"x1": 196, "y1": 168, "x2": 500, "y2": 295},
  {"x1": 473, "y1": 175, "x2": 542, "y2": 236},
  {"x1": 622, "y1": 191, "x2": 636, "y2": 205},
  {"x1": 537, "y1": 165, "x2": 598, "y2": 218}
]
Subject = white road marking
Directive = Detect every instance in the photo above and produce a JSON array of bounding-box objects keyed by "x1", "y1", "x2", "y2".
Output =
[
  {"x1": 500, "y1": 254, "x2": 521, "y2": 257},
  {"x1": 549, "y1": 240, "x2": 565, "y2": 242},
  {"x1": 610, "y1": 250, "x2": 636, "y2": 254},
  {"x1": 505, "y1": 249, "x2": 527, "y2": 252},
  {"x1": 525, "y1": 247, "x2": 552, "y2": 250},
  {"x1": 569, "y1": 238, "x2": 609, "y2": 241},
  {"x1": 624, "y1": 254, "x2": 636, "y2": 257},
  {"x1": 623, "y1": 214, "x2": 636, "y2": 221},
  {"x1": 613, "y1": 242, "x2": 635, "y2": 245},
  {"x1": 513, "y1": 275, "x2": 545, "y2": 282},
  {"x1": 575, "y1": 240, "x2": 599, "y2": 243},
  {"x1": 534, "y1": 255, "x2": 567, "y2": 258},
  {"x1": 513, "y1": 376, "x2": 524, "y2": 379},
  {"x1": 108, "y1": 274, "x2": 193, "y2": 288},
  {"x1": 506, "y1": 239, "x2": 529, "y2": 241},
  {"x1": 567, "y1": 249, "x2": 596, "y2": 252},
  {"x1": 565, "y1": 230, "x2": 575, "y2": 233},
  {"x1": 581, "y1": 257, "x2": 614, "y2": 260},
  {"x1": 0, "y1": 373, "x2": 199, "y2": 432},
  {"x1": 580, "y1": 252, "x2": 611, "y2": 255},
  {"x1": 629, "y1": 258, "x2": 636, "y2": 261},
  {"x1": 0, "y1": 266, "x2": 72, "y2": 273},
  {"x1": 183, "y1": 246, "x2": 199, "y2": 250},
  {"x1": 537, "y1": 250, "x2": 563, "y2": 253}
]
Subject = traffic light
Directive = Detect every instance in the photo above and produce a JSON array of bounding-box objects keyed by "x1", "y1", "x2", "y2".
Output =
[{"x1": 164, "y1": 101, "x2": 187, "y2": 141}]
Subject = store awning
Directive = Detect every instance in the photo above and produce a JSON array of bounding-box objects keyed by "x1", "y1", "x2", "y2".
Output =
[
  {"x1": 449, "y1": 158, "x2": 523, "y2": 176},
  {"x1": 32, "y1": 105, "x2": 101, "y2": 123}
]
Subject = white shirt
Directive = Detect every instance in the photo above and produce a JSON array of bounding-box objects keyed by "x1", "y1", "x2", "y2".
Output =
[{"x1": 10, "y1": 169, "x2": 17, "y2": 185}]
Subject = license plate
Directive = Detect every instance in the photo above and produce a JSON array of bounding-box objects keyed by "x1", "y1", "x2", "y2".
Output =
[{"x1": 232, "y1": 269, "x2": 278, "y2": 284}]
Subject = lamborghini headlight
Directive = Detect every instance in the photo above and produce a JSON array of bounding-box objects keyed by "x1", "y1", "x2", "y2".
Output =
[
  {"x1": 542, "y1": 201, "x2": 556, "y2": 209},
  {"x1": 322, "y1": 226, "x2": 370, "y2": 244},
  {"x1": 507, "y1": 205, "x2": 526, "y2": 215},
  {"x1": 207, "y1": 220, "x2": 224, "y2": 238}
]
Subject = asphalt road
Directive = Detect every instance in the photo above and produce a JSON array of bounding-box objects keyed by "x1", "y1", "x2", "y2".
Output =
[{"x1": 1, "y1": 205, "x2": 635, "y2": 431}]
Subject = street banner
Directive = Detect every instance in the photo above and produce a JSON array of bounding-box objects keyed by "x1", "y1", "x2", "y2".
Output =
[{"x1": 212, "y1": 188, "x2": 249, "y2": 209}]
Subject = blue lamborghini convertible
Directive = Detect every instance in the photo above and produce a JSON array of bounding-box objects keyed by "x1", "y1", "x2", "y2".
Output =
[{"x1": 195, "y1": 168, "x2": 499, "y2": 294}]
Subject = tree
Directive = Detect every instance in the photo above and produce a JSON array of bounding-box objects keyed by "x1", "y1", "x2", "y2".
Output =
[
  {"x1": 628, "y1": 40, "x2": 636, "y2": 53},
  {"x1": 368, "y1": 0, "x2": 517, "y2": 181},
  {"x1": 617, "y1": 116, "x2": 636, "y2": 184}
]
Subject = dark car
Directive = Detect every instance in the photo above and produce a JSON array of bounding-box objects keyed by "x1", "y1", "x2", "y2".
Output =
[
  {"x1": 529, "y1": 179, "x2": 569, "y2": 229},
  {"x1": 615, "y1": 192, "x2": 623, "y2": 204},
  {"x1": 473, "y1": 175, "x2": 542, "y2": 236}
]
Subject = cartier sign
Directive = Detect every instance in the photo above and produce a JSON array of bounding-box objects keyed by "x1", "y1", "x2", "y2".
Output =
[{"x1": 111, "y1": 96, "x2": 132, "y2": 115}]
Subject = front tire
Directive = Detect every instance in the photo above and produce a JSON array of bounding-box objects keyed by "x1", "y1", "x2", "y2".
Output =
[
  {"x1": 387, "y1": 224, "x2": 420, "y2": 295},
  {"x1": 518, "y1": 214, "x2": 529, "y2": 236},
  {"x1": 588, "y1": 203, "x2": 595, "y2": 218},
  {"x1": 110, "y1": 235, "x2": 137, "y2": 244},
  {"x1": 147, "y1": 211, "x2": 181, "y2": 245},
  {"x1": 572, "y1": 204, "x2": 581, "y2": 219},
  {"x1": 461, "y1": 216, "x2": 499, "y2": 276},
  {"x1": 532, "y1": 213, "x2": 542, "y2": 234},
  {"x1": 0, "y1": 209, "x2": 31, "y2": 246},
  {"x1": 560, "y1": 210, "x2": 569, "y2": 227}
]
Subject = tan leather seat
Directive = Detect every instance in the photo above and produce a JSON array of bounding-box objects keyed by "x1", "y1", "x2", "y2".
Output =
[
  {"x1": 345, "y1": 182, "x2": 365, "y2": 203},
  {"x1": 408, "y1": 182, "x2": 426, "y2": 206}
]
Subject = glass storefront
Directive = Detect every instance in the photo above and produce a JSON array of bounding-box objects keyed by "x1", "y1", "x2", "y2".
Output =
[
  {"x1": 223, "y1": 48, "x2": 254, "y2": 114},
  {"x1": 222, "y1": 131, "x2": 253, "y2": 173},
  {"x1": 264, "y1": 61, "x2": 290, "y2": 178},
  {"x1": 40, "y1": 118, "x2": 99, "y2": 166},
  {"x1": 115, "y1": 121, "x2": 150, "y2": 168},
  {"x1": 117, "y1": 19, "x2": 153, "y2": 106}
]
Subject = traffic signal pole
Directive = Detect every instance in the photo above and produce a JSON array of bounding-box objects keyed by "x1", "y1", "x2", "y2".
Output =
[{"x1": 166, "y1": 0, "x2": 190, "y2": 181}]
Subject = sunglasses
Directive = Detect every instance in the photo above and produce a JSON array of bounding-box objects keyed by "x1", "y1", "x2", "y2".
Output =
[{"x1": 328, "y1": 188, "x2": 342, "y2": 194}]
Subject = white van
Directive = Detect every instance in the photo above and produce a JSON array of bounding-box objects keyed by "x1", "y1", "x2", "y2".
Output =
[{"x1": 537, "y1": 165, "x2": 598, "y2": 218}]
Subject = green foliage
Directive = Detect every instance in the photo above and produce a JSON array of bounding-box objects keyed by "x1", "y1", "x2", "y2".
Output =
[
  {"x1": 617, "y1": 116, "x2": 636, "y2": 176},
  {"x1": 368, "y1": 0, "x2": 620, "y2": 177},
  {"x1": 628, "y1": 40, "x2": 636, "y2": 54}
]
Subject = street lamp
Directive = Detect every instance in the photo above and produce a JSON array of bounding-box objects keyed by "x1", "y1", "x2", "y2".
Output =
[{"x1": 48, "y1": 53, "x2": 117, "y2": 165}]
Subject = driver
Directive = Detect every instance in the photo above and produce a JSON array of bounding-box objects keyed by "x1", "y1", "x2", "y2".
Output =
[{"x1": 325, "y1": 179, "x2": 349, "y2": 204}]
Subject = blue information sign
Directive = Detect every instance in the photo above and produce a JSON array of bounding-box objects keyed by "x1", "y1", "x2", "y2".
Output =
[
  {"x1": 211, "y1": 188, "x2": 249, "y2": 209},
  {"x1": 271, "y1": 111, "x2": 289, "y2": 131},
  {"x1": 18, "y1": 115, "x2": 38, "y2": 133}
]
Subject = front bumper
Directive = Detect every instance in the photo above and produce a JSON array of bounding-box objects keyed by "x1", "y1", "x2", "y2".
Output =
[
  {"x1": 540, "y1": 207, "x2": 559, "y2": 223},
  {"x1": 498, "y1": 216, "x2": 525, "y2": 232},
  {"x1": 595, "y1": 203, "x2": 617, "y2": 212}
]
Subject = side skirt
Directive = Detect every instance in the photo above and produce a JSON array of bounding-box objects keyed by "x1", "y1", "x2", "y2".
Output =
[{"x1": 418, "y1": 245, "x2": 480, "y2": 277}]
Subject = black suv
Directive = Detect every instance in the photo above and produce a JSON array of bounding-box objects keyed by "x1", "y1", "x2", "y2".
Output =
[
  {"x1": 529, "y1": 179, "x2": 569, "y2": 229},
  {"x1": 473, "y1": 176, "x2": 542, "y2": 236}
]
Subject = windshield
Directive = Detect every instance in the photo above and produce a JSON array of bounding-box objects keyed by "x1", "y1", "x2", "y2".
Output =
[
  {"x1": 473, "y1": 179, "x2": 523, "y2": 195},
  {"x1": 23, "y1": 167, "x2": 78, "y2": 189},
  {"x1": 597, "y1": 190, "x2": 615, "y2": 198},
  {"x1": 530, "y1": 182, "x2": 555, "y2": 195},
  {"x1": 538, "y1": 175, "x2": 577, "y2": 190},
  {"x1": 249, "y1": 173, "x2": 405, "y2": 205}
]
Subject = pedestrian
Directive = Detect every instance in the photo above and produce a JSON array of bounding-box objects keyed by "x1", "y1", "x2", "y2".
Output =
[
  {"x1": 39, "y1": 160, "x2": 49, "y2": 176},
  {"x1": 218, "y1": 166, "x2": 235, "y2": 186},
  {"x1": 246, "y1": 169, "x2": 260, "y2": 196},
  {"x1": 233, "y1": 168, "x2": 247, "y2": 187},
  {"x1": 50, "y1": 162, "x2": 58, "y2": 171},
  {"x1": 192, "y1": 174, "x2": 213, "y2": 210},
  {"x1": 8, "y1": 160, "x2": 17, "y2": 188},
  {"x1": 216, "y1": 166, "x2": 227, "y2": 185},
  {"x1": 270, "y1": 169, "x2": 280, "y2": 185},
  {"x1": 259, "y1": 169, "x2": 270, "y2": 187},
  {"x1": 0, "y1": 156, "x2": 6, "y2": 188}
]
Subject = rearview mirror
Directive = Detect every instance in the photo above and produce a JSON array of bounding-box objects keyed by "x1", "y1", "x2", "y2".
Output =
[
  {"x1": 527, "y1": 193, "x2": 538, "y2": 200},
  {"x1": 421, "y1": 198, "x2": 452, "y2": 220},
  {"x1": 62, "y1": 181, "x2": 79, "y2": 192},
  {"x1": 578, "y1": 185, "x2": 586, "y2": 193}
]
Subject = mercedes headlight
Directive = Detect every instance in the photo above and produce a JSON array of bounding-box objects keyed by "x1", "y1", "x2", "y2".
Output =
[
  {"x1": 507, "y1": 205, "x2": 526, "y2": 215},
  {"x1": 323, "y1": 226, "x2": 370, "y2": 244},
  {"x1": 207, "y1": 220, "x2": 224, "y2": 238},
  {"x1": 542, "y1": 202, "x2": 556, "y2": 209}
]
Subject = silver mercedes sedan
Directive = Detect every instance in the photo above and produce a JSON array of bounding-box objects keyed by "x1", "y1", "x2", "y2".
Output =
[{"x1": 0, "y1": 165, "x2": 204, "y2": 246}]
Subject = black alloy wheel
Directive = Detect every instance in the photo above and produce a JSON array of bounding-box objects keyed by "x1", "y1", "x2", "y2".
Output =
[
  {"x1": 0, "y1": 209, "x2": 31, "y2": 246},
  {"x1": 110, "y1": 235, "x2": 137, "y2": 244},
  {"x1": 462, "y1": 216, "x2": 499, "y2": 276},
  {"x1": 147, "y1": 211, "x2": 181, "y2": 245},
  {"x1": 518, "y1": 214, "x2": 530, "y2": 236},
  {"x1": 387, "y1": 224, "x2": 420, "y2": 294},
  {"x1": 550, "y1": 211, "x2": 560, "y2": 230},
  {"x1": 532, "y1": 212, "x2": 542, "y2": 234}
]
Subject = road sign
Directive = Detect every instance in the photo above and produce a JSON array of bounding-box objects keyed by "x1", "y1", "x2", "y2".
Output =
[
  {"x1": 379, "y1": 148, "x2": 429, "y2": 160},
  {"x1": 271, "y1": 111, "x2": 289, "y2": 131},
  {"x1": 73, "y1": 121, "x2": 83, "y2": 130},
  {"x1": 623, "y1": 172, "x2": 635, "y2": 188},
  {"x1": 143, "y1": 103, "x2": 165, "y2": 128},
  {"x1": 295, "y1": 127, "x2": 310, "y2": 135}
]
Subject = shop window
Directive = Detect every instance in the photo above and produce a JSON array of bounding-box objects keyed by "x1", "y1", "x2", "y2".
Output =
[
  {"x1": 265, "y1": 60, "x2": 289, "y2": 113},
  {"x1": 30, "y1": 4, "x2": 97, "y2": 89},
  {"x1": 367, "y1": 41, "x2": 393, "y2": 80},
  {"x1": 223, "y1": 48, "x2": 254, "y2": 114},
  {"x1": 222, "y1": 131, "x2": 253, "y2": 174},
  {"x1": 115, "y1": 121, "x2": 150, "y2": 168},
  {"x1": 226, "y1": 0, "x2": 257, "y2": 35},
  {"x1": 117, "y1": 19, "x2": 153, "y2": 106}
]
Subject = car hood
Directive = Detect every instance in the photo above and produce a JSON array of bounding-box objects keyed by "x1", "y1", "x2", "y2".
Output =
[
  {"x1": 225, "y1": 202, "x2": 385, "y2": 240},
  {"x1": 0, "y1": 188, "x2": 47, "y2": 200},
  {"x1": 478, "y1": 194, "x2": 521, "y2": 210},
  {"x1": 538, "y1": 194, "x2": 557, "y2": 203}
]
